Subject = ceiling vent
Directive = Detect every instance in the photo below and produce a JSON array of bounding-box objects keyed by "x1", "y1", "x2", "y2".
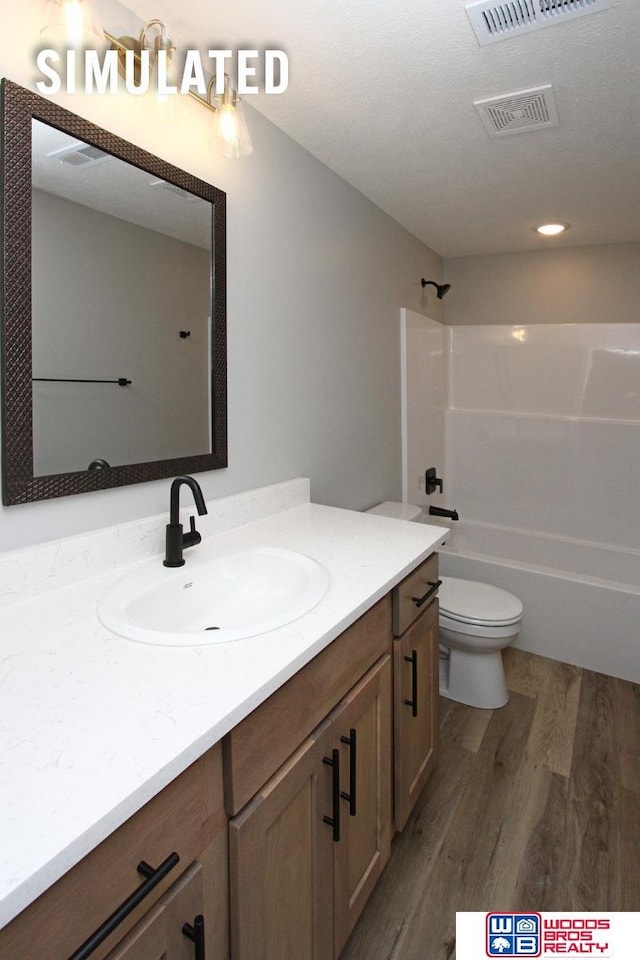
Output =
[
  {"x1": 474, "y1": 85, "x2": 560, "y2": 137},
  {"x1": 47, "y1": 142, "x2": 111, "y2": 168},
  {"x1": 465, "y1": 0, "x2": 611, "y2": 46},
  {"x1": 149, "y1": 179, "x2": 199, "y2": 201}
]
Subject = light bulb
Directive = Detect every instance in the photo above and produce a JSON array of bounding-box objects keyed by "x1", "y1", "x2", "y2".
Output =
[
  {"x1": 152, "y1": 49, "x2": 188, "y2": 122},
  {"x1": 40, "y1": 0, "x2": 105, "y2": 50},
  {"x1": 210, "y1": 100, "x2": 252, "y2": 159},
  {"x1": 153, "y1": 90, "x2": 188, "y2": 123},
  {"x1": 209, "y1": 77, "x2": 253, "y2": 159},
  {"x1": 536, "y1": 223, "x2": 569, "y2": 236}
]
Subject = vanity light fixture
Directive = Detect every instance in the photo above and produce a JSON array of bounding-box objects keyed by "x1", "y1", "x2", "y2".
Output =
[
  {"x1": 40, "y1": 0, "x2": 105, "y2": 50},
  {"x1": 106, "y1": 20, "x2": 253, "y2": 156},
  {"x1": 535, "y1": 222, "x2": 570, "y2": 236},
  {"x1": 39, "y1": 8, "x2": 254, "y2": 158},
  {"x1": 105, "y1": 20, "x2": 253, "y2": 159}
]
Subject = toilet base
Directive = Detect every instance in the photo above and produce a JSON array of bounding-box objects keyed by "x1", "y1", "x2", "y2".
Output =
[{"x1": 439, "y1": 647, "x2": 509, "y2": 710}]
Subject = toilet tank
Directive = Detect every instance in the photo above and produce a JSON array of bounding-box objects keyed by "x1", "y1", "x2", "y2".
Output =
[{"x1": 365, "y1": 501, "x2": 423, "y2": 521}]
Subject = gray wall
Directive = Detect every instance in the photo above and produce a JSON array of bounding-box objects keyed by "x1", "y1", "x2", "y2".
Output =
[
  {"x1": 444, "y1": 242, "x2": 640, "y2": 326},
  {"x1": 0, "y1": 2, "x2": 442, "y2": 551}
]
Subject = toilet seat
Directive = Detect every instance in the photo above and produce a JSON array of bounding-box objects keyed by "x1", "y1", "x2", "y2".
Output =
[
  {"x1": 439, "y1": 612, "x2": 520, "y2": 642},
  {"x1": 438, "y1": 576, "x2": 523, "y2": 627}
]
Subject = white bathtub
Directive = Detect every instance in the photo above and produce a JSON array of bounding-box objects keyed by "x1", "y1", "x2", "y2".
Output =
[{"x1": 421, "y1": 519, "x2": 640, "y2": 684}]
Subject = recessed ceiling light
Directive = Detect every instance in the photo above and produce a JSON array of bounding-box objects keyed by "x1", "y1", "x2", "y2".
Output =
[{"x1": 535, "y1": 222, "x2": 570, "y2": 236}]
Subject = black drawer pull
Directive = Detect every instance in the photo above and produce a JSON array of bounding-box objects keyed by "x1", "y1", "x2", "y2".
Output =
[
  {"x1": 340, "y1": 728, "x2": 357, "y2": 817},
  {"x1": 67, "y1": 852, "x2": 180, "y2": 960},
  {"x1": 404, "y1": 650, "x2": 419, "y2": 718},
  {"x1": 412, "y1": 579, "x2": 442, "y2": 608},
  {"x1": 323, "y1": 748, "x2": 341, "y2": 842},
  {"x1": 183, "y1": 914, "x2": 206, "y2": 959}
]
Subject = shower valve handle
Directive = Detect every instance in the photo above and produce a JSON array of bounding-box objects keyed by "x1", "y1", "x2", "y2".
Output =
[{"x1": 425, "y1": 468, "x2": 443, "y2": 496}]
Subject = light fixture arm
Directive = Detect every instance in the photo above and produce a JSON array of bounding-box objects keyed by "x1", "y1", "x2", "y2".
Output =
[
  {"x1": 140, "y1": 19, "x2": 175, "y2": 57},
  {"x1": 206, "y1": 74, "x2": 238, "y2": 110},
  {"x1": 103, "y1": 28, "x2": 222, "y2": 113},
  {"x1": 108, "y1": 19, "x2": 175, "y2": 70}
]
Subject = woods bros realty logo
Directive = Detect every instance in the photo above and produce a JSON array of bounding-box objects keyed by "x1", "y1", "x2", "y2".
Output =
[
  {"x1": 485, "y1": 913, "x2": 612, "y2": 957},
  {"x1": 487, "y1": 914, "x2": 542, "y2": 956}
]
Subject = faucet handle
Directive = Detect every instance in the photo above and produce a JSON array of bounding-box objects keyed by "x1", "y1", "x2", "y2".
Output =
[
  {"x1": 183, "y1": 515, "x2": 202, "y2": 549},
  {"x1": 425, "y1": 467, "x2": 443, "y2": 496}
]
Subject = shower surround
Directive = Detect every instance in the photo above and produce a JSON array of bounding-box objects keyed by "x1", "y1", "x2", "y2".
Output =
[{"x1": 440, "y1": 322, "x2": 640, "y2": 683}]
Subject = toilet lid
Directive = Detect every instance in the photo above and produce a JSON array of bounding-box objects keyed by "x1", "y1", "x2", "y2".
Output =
[
  {"x1": 365, "y1": 501, "x2": 423, "y2": 521},
  {"x1": 438, "y1": 577, "x2": 523, "y2": 626}
]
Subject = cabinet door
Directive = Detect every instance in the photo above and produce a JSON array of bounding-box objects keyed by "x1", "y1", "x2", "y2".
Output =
[
  {"x1": 229, "y1": 723, "x2": 335, "y2": 960},
  {"x1": 393, "y1": 599, "x2": 439, "y2": 832},
  {"x1": 331, "y1": 655, "x2": 392, "y2": 956},
  {"x1": 105, "y1": 862, "x2": 205, "y2": 960}
]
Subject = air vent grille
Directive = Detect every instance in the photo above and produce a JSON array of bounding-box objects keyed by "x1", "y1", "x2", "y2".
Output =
[
  {"x1": 474, "y1": 85, "x2": 560, "y2": 137},
  {"x1": 48, "y1": 143, "x2": 111, "y2": 167},
  {"x1": 465, "y1": 0, "x2": 611, "y2": 45},
  {"x1": 149, "y1": 179, "x2": 198, "y2": 201}
]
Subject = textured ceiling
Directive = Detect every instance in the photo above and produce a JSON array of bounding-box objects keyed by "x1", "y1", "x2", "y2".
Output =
[
  {"x1": 32, "y1": 122, "x2": 209, "y2": 248},
  {"x1": 125, "y1": 0, "x2": 640, "y2": 257}
]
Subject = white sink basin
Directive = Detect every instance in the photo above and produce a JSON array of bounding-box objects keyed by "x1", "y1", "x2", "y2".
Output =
[{"x1": 98, "y1": 546, "x2": 331, "y2": 646}]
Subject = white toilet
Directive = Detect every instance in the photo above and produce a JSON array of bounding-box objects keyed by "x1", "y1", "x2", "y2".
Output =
[
  {"x1": 438, "y1": 576, "x2": 522, "y2": 709},
  {"x1": 366, "y1": 502, "x2": 523, "y2": 709}
]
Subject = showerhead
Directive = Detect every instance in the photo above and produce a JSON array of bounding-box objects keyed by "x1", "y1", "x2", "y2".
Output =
[{"x1": 421, "y1": 279, "x2": 451, "y2": 300}]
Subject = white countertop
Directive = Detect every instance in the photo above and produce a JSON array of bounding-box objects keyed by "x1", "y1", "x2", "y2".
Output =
[{"x1": 0, "y1": 496, "x2": 447, "y2": 928}]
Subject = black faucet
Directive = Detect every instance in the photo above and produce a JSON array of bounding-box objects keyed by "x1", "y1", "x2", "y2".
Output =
[
  {"x1": 428, "y1": 505, "x2": 459, "y2": 521},
  {"x1": 163, "y1": 476, "x2": 208, "y2": 567}
]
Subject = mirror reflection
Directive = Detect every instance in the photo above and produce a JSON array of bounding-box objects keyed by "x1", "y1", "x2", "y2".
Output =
[
  {"x1": 31, "y1": 119, "x2": 213, "y2": 476},
  {"x1": 1, "y1": 79, "x2": 226, "y2": 506}
]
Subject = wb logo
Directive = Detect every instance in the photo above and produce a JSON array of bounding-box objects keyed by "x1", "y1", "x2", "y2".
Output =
[{"x1": 486, "y1": 914, "x2": 541, "y2": 956}]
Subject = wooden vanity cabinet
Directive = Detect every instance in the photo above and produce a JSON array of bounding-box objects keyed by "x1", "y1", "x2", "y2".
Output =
[
  {"x1": 392, "y1": 553, "x2": 440, "y2": 832},
  {"x1": 0, "y1": 555, "x2": 441, "y2": 960},
  {"x1": 0, "y1": 743, "x2": 229, "y2": 960},
  {"x1": 226, "y1": 599, "x2": 393, "y2": 960}
]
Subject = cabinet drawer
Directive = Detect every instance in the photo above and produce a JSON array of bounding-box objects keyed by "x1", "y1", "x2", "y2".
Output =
[
  {"x1": 0, "y1": 744, "x2": 225, "y2": 960},
  {"x1": 223, "y1": 595, "x2": 392, "y2": 815},
  {"x1": 392, "y1": 553, "x2": 439, "y2": 637},
  {"x1": 104, "y1": 861, "x2": 204, "y2": 959}
]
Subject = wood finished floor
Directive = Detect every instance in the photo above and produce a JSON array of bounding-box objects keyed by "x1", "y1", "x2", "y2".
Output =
[{"x1": 341, "y1": 648, "x2": 640, "y2": 960}]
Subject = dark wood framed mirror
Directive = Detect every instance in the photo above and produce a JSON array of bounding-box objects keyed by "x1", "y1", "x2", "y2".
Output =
[{"x1": 1, "y1": 79, "x2": 227, "y2": 505}]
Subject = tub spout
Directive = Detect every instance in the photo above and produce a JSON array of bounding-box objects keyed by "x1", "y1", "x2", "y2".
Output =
[{"x1": 428, "y1": 505, "x2": 459, "y2": 521}]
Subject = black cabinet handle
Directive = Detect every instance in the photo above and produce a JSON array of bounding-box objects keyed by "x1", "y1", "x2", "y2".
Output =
[
  {"x1": 323, "y1": 748, "x2": 341, "y2": 842},
  {"x1": 404, "y1": 650, "x2": 419, "y2": 718},
  {"x1": 183, "y1": 914, "x2": 206, "y2": 960},
  {"x1": 67, "y1": 852, "x2": 180, "y2": 960},
  {"x1": 412, "y1": 579, "x2": 442, "y2": 608},
  {"x1": 340, "y1": 728, "x2": 357, "y2": 817}
]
